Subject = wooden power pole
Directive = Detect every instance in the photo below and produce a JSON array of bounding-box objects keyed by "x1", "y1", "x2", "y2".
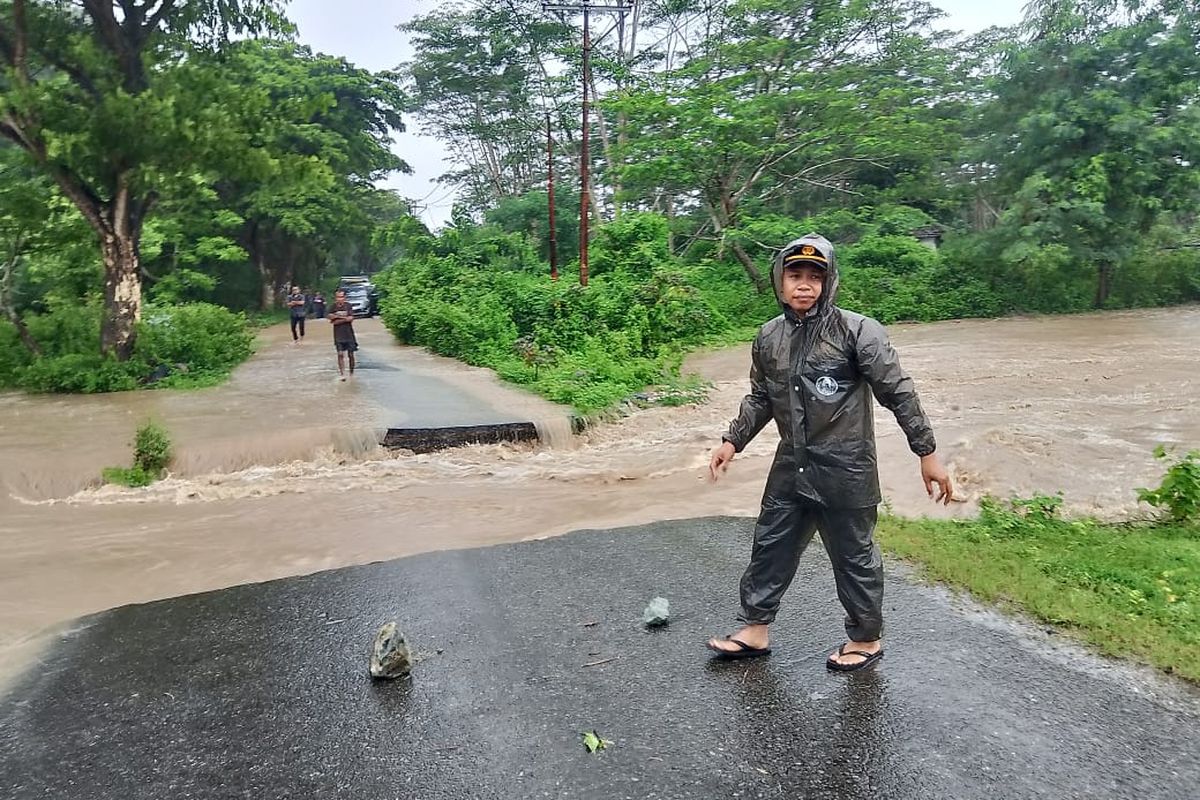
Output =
[{"x1": 542, "y1": 1, "x2": 632, "y2": 287}]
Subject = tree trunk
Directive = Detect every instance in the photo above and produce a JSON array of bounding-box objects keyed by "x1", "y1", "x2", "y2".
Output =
[
  {"x1": 259, "y1": 251, "x2": 274, "y2": 311},
  {"x1": 664, "y1": 193, "x2": 675, "y2": 253},
  {"x1": 99, "y1": 229, "x2": 141, "y2": 361},
  {"x1": 4, "y1": 307, "x2": 40, "y2": 356},
  {"x1": 731, "y1": 242, "x2": 769, "y2": 294},
  {"x1": 588, "y1": 73, "x2": 620, "y2": 218},
  {"x1": 708, "y1": 196, "x2": 768, "y2": 293},
  {"x1": 1, "y1": 245, "x2": 41, "y2": 356}
]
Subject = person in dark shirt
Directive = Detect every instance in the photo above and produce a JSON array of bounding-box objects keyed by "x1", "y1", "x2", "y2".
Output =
[
  {"x1": 286, "y1": 285, "x2": 306, "y2": 344},
  {"x1": 327, "y1": 289, "x2": 358, "y2": 380},
  {"x1": 311, "y1": 292, "x2": 326, "y2": 320}
]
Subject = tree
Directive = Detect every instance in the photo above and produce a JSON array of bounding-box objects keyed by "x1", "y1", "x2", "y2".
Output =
[
  {"x1": 0, "y1": 144, "x2": 51, "y2": 354},
  {"x1": 984, "y1": 1, "x2": 1200, "y2": 305},
  {"x1": 400, "y1": 1, "x2": 576, "y2": 212},
  {"x1": 213, "y1": 40, "x2": 409, "y2": 307},
  {"x1": 609, "y1": 0, "x2": 961, "y2": 290},
  {"x1": 0, "y1": 0, "x2": 288, "y2": 359}
]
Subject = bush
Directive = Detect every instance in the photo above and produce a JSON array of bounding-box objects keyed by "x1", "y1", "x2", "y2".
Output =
[
  {"x1": 1138, "y1": 447, "x2": 1200, "y2": 526},
  {"x1": 376, "y1": 217, "x2": 722, "y2": 412},
  {"x1": 5, "y1": 301, "x2": 255, "y2": 392},
  {"x1": 24, "y1": 298, "x2": 104, "y2": 357},
  {"x1": 19, "y1": 352, "x2": 144, "y2": 393},
  {"x1": 103, "y1": 421, "x2": 173, "y2": 487},
  {"x1": 1108, "y1": 249, "x2": 1200, "y2": 308},
  {"x1": 588, "y1": 212, "x2": 672, "y2": 278},
  {"x1": 977, "y1": 493, "x2": 1066, "y2": 537},
  {"x1": 0, "y1": 320, "x2": 31, "y2": 384},
  {"x1": 837, "y1": 237, "x2": 1005, "y2": 323},
  {"x1": 137, "y1": 302, "x2": 254, "y2": 379},
  {"x1": 101, "y1": 465, "x2": 158, "y2": 488}
]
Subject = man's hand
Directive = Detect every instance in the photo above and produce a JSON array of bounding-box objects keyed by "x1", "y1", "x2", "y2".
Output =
[
  {"x1": 920, "y1": 453, "x2": 954, "y2": 505},
  {"x1": 710, "y1": 441, "x2": 737, "y2": 482}
]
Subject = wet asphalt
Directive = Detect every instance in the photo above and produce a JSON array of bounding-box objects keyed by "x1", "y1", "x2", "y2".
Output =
[{"x1": 2, "y1": 517, "x2": 1197, "y2": 800}]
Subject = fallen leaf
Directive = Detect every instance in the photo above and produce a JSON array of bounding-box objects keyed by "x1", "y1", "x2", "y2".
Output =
[{"x1": 581, "y1": 730, "x2": 612, "y2": 753}]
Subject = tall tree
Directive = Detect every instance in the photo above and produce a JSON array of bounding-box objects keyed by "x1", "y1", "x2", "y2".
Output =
[
  {"x1": 213, "y1": 40, "x2": 409, "y2": 308},
  {"x1": 984, "y1": 0, "x2": 1200, "y2": 305},
  {"x1": 401, "y1": 1, "x2": 574, "y2": 213},
  {"x1": 609, "y1": 0, "x2": 959, "y2": 289},
  {"x1": 0, "y1": 0, "x2": 288, "y2": 358}
]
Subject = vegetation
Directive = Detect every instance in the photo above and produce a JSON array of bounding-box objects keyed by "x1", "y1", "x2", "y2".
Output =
[
  {"x1": 374, "y1": 0, "x2": 1200, "y2": 410},
  {"x1": 102, "y1": 421, "x2": 173, "y2": 487},
  {"x1": 1138, "y1": 447, "x2": 1200, "y2": 526},
  {"x1": 0, "y1": 1, "x2": 408, "y2": 390},
  {"x1": 2, "y1": 0, "x2": 1198, "y2": 406},
  {"x1": 0, "y1": 301, "x2": 254, "y2": 392},
  {"x1": 878, "y1": 493, "x2": 1200, "y2": 682},
  {"x1": 876, "y1": 450, "x2": 1200, "y2": 681}
]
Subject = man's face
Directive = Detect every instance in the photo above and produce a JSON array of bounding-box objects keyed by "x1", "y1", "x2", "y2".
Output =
[
  {"x1": 335, "y1": 291, "x2": 346, "y2": 303},
  {"x1": 780, "y1": 264, "x2": 824, "y2": 314}
]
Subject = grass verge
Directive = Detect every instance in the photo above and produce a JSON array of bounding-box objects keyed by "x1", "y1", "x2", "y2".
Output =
[{"x1": 876, "y1": 511, "x2": 1200, "y2": 682}]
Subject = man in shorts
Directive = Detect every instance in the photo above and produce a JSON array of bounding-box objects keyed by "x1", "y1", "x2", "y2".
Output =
[{"x1": 327, "y1": 289, "x2": 358, "y2": 380}]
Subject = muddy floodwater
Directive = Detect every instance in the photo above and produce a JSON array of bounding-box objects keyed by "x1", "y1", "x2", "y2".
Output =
[{"x1": 1, "y1": 308, "x2": 1198, "y2": 685}]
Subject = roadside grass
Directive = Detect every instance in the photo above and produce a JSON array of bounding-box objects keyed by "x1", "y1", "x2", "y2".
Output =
[{"x1": 877, "y1": 510, "x2": 1200, "y2": 682}]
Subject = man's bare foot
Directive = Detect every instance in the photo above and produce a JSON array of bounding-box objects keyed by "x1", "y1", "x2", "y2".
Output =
[
  {"x1": 707, "y1": 623, "x2": 769, "y2": 654},
  {"x1": 827, "y1": 638, "x2": 882, "y2": 668}
]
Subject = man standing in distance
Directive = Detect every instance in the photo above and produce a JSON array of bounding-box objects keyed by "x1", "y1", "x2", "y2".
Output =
[
  {"x1": 287, "y1": 285, "x2": 307, "y2": 344},
  {"x1": 327, "y1": 289, "x2": 358, "y2": 380}
]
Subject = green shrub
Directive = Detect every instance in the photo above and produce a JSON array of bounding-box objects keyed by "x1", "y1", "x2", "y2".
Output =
[
  {"x1": 1108, "y1": 249, "x2": 1200, "y2": 308},
  {"x1": 101, "y1": 465, "x2": 157, "y2": 488},
  {"x1": 588, "y1": 212, "x2": 672, "y2": 278},
  {"x1": 972, "y1": 493, "x2": 1067, "y2": 540},
  {"x1": 2, "y1": 301, "x2": 254, "y2": 393},
  {"x1": 1138, "y1": 447, "x2": 1200, "y2": 526},
  {"x1": 0, "y1": 320, "x2": 32, "y2": 384},
  {"x1": 376, "y1": 217, "x2": 728, "y2": 411},
  {"x1": 133, "y1": 421, "x2": 173, "y2": 474},
  {"x1": 103, "y1": 421, "x2": 172, "y2": 487},
  {"x1": 137, "y1": 302, "x2": 254, "y2": 379},
  {"x1": 23, "y1": 298, "x2": 104, "y2": 357},
  {"x1": 18, "y1": 352, "x2": 144, "y2": 393}
]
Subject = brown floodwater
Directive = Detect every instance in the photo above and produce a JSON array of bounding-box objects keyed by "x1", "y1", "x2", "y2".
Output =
[{"x1": 1, "y1": 307, "x2": 1197, "y2": 686}]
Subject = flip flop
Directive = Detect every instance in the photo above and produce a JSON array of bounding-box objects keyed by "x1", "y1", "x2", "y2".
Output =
[
  {"x1": 826, "y1": 643, "x2": 884, "y2": 672},
  {"x1": 706, "y1": 636, "x2": 772, "y2": 660}
]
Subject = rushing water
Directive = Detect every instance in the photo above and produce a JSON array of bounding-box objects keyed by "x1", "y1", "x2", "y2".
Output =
[{"x1": 1, "y1": 307, "x2": 1198, "y2": 685}]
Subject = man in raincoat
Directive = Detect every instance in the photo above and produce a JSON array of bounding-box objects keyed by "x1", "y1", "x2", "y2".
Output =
[{"x1": 707, "y1": 233, "x2": 953, "y2": 671}]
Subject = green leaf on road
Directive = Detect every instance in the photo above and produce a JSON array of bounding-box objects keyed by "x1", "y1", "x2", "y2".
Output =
[{"x1": 581, "y1": 730, "x2": 612, "y2": 753}]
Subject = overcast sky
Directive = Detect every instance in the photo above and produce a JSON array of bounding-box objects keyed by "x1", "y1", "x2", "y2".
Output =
[{"x1": 285, "y1": 0, "x2": 1029, "y2": 229}]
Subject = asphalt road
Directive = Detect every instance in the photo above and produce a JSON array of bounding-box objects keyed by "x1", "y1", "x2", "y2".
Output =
[{"x1": 2, "y1": 517, "x2": 1197, "y2": 800}]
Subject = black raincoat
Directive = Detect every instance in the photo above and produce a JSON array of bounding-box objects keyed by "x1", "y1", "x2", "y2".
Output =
[
  {"x1": 722, "y1": 233, "x2": 937, "y2": 638},
  {"x1": 723, "y1": 234, "x2": 936, "y2": 509}
]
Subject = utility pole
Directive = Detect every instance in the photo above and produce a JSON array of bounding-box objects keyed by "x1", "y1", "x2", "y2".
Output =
[
  {"x1": 542, "y1": 1, "x2": 633, "y2": 287},
  {"x1": 546, "y1": 112, "x2": 558, "y2": 281}
]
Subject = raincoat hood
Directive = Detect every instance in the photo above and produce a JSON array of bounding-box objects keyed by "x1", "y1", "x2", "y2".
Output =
[{"x1": 773, "y1": 233, "x2": 840, "y2": 322}]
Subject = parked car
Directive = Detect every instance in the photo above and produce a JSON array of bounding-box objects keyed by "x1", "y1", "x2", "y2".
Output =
[{"x1": 339, "y1": 279, "x2": 378, "y2": 317}]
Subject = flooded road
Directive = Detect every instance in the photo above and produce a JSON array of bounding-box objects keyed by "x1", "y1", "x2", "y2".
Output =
[{"x1": 1, "y1": 307, "x2": 1198, "y2": 686}]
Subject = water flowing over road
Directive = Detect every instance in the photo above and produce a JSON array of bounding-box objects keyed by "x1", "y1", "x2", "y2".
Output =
[{"x1": 1, "y1": 307, "x2": 1197, "y2": 686}]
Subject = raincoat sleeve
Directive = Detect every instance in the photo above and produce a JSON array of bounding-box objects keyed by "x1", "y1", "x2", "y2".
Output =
[
  {"x1": 855, "y1": 318, "x2": 937, "y2": 457},
  {"x1": 723, "y1": 332, "x2": 773, "y2": 453}
]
